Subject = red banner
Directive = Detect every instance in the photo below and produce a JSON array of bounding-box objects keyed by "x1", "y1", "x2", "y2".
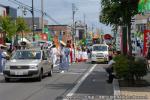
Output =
[{"x1": 143, "y1": 30, "x2": 150, "y2": 56}]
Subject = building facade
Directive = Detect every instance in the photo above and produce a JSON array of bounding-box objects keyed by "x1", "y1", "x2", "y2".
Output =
[
  {"x1": 46, "y1": 25, "x2": 72, "y2": 47},
  {"x1": 24, "y1": 17, "x2": 48, "y2": 30}
]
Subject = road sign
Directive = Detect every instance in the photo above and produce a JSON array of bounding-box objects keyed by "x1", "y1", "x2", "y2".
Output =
[{"x1": 104, "y1": 34, "x2": 112, "y2": 40}]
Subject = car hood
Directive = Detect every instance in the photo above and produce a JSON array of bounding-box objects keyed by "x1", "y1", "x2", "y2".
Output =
[{"x1": 6, "y1": 59, "x2": 41, "y2": 66}]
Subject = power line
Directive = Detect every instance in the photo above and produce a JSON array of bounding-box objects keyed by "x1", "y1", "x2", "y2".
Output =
[{"x1": 8, "y1": 0, "x2": 61, "y2": 24}]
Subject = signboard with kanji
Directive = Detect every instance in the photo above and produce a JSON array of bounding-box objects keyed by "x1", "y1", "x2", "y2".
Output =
[{"x1": 143, "y1": 30, "x2": 150, "y2": 56}]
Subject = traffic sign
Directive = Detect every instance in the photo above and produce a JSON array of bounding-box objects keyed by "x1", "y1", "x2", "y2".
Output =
[{"x1": 104, "y1": 34, "x2": 112, "y2": 40}]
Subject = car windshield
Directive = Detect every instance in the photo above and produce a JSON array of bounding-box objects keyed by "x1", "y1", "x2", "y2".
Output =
[
  {"x1": 12, "y1": 50, "x2": 41, "y2": 59},
  {"x1": 93, "y1": 46, "x2": 107, "y2": 51}
]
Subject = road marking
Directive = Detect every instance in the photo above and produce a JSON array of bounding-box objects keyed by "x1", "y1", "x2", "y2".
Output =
[
  {"x1": 63, "y1": 64, "x2": 97, "y2": 99},
  {"x1": 113, "y1": 79, "x2": 121, "y2": 100},
  {"x1": 61, "y1": 72, "x2": 82, "y2": 75}
]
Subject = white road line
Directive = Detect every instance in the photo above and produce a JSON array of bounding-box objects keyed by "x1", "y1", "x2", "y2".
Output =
[
  {"x1": 62, "y1": 72, "x2": 82, "y2": 75},
  {"x1": 64, "y1": 64, "x2": 97, "y2": 99},
  {"x1": 113, "y1": 79, "x2": 121, "y2": 100}
]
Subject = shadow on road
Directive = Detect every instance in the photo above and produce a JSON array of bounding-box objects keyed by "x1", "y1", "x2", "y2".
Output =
[{"x1": 75, "y1": 70, "x2": 114, "y2": 96}]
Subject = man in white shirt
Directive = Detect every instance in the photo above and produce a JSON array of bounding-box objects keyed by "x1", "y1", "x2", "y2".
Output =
[{"x1": 51, "y1": 45, "x2": 58, "y2": 67}]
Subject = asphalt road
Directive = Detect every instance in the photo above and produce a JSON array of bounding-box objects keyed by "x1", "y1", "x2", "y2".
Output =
[{"x1": 0, "y1": 62, "x2": 113, "y2": 100}]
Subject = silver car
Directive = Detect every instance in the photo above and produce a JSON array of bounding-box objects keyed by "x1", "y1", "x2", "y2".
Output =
[{"x1": 3, "y1": 49, "x2": 53, "y2": 82}]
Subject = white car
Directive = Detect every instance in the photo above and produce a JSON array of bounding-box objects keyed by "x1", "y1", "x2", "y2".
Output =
[
  {"x1": 3, "y1": 49, "x2": 53, "y2": 82},
  {"x1": 91, "y1": 44, "x2": 109, "y2": 63}
]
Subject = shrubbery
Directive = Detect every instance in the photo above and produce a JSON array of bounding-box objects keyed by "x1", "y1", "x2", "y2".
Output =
[{"x1": 113, "y1": 55, "x2": 148, "y2": 81}]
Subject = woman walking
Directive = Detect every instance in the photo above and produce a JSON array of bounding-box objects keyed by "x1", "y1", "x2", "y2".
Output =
[{"x1": 59, "y1": 42, "x2": 70, "y2": 73}]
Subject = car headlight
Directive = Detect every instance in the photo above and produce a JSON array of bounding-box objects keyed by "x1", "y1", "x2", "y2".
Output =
[
  {"x1": 5, "y1": 65, "x2": 10, "y2": 70},
  {"x1": 30, "y1": 65, "x2": 38, "y2": 69}
]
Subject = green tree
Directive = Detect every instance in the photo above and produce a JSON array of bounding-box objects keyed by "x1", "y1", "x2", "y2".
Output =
[
  {"x1": 100, "y1": 0, "x2": 139, "y2": 55},
  {"x1": 16, "y1": 17, "x2": 30, "y2": 36},
  {"x1": 15, "y1": 17, "x2": 30, "y2": 45},
  {"x1": 0, "y1": 16, "x2": 17, "y2": 42},
  {"x1": 16, "y1": 17, "x2": 29, "y2": 33}
]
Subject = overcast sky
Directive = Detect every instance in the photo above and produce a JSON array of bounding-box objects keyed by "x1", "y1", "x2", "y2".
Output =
[{"x1": 0, "y1": 0, "x2": 112, "y2": 34}]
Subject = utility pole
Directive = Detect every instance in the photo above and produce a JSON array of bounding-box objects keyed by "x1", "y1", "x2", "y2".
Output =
[
  {"x1": 83, "y1": 13, "x2": 85, "y2": 25},
  {"x1": 72, "y1": 3, "x2": 78, "y2": 63},
  {"x1": 41, "y1": 0, "x2": 44, "y2": 31},
  {"x1": 32, "y1": 0, "x2": 35, "y2": 41},
  {"x1": 72, "y1": 3, "x2": 75, "y2": 36},
  {"x1": 83, "y1": 14, "x2": 88, "y2": 39},
  {"x1": 18, "y1": 6, "x2": 27, "y2": 42}
]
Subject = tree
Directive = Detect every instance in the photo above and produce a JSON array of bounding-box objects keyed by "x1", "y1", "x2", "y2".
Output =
[
  {"x1": 16, "y1": 17, "x2": 30, "y2": 37},
  {"x1": 14, "y1": 17, "x2": 30, "y2": 45},
  {"x1": 100, "y1": 0, "x2": 139, "y2": 55},
  {"x1": 0, "y1": 16, "x2": 30, "y2": 44},
  {"x1": 16, "y1": 17, "x2": 29, "y2": 33},
  {"x1": 0, "y1": 16, "x2": 17, "y2": 42}
]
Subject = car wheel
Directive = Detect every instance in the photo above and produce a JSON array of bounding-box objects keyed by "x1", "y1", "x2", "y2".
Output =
[
  {"x1": 5, "y1": 77, "x2": 10, "y2": 82},
  {"x1": 48, "y1": 69, "x2": 52, "y2": 77},
  {"x1": 37, "y1": 70, "x2": 43, "y2": 82}
]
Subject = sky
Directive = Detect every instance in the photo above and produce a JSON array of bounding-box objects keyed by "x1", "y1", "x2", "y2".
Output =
[{"x1": 0, "y1": 0, "x2": 112, "y2": 34}]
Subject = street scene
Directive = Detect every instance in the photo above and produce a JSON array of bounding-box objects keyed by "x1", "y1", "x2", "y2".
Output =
[
  {"x1": 0, "y1": 63, "x2": 114, "y2": 100},
  {"x1": 0, "y1": 0, "x2": 150, "y2": 100}
]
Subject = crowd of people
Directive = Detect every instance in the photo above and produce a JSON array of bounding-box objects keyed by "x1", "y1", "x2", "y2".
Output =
[
  {"x1": 49, "y1": 42, "x2": 91, "y2": 73},
  {"x1": 0, "y1": 41, "x2": 91, "y2": 74}
]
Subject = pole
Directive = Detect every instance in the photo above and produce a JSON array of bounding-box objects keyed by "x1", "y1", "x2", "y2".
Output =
[
  {"x1": 72, "y1": 3, "x2": 76, "y2": 62},
  {"x1": 32, "y1": 0, "x2": 35, "y2": 41},
  {"x1": 41, "y1": 0, "x2": 44, "y2": 31}
]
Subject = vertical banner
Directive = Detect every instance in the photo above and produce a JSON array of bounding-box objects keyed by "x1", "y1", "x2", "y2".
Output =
[{"x1": 143, "y1": 30, "x2": 150, "y2": 56}]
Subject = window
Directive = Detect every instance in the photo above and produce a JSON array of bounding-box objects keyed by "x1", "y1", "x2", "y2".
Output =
[
  {"x1": 93, "y1": 46, "x2": 107, "y2": 51},
  {"x1": 12, "y1": 50, "x2": 41, "y2": 59}
]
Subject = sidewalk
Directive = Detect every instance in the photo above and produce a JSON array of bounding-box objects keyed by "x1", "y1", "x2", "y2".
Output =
[{"x1": 114, "y1": 60, "x2": 150, "y2": 100}]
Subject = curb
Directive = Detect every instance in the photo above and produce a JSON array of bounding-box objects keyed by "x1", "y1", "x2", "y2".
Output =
[{"x1": 113, "y1": 79, "x2": 121, "y2": 100}]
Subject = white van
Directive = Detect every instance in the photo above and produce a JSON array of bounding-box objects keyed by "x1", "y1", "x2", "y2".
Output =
[{"x1": 91, "y1": 44, "x2": 109, "y2": 63}]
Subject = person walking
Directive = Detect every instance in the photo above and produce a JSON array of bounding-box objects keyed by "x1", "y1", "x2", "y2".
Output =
[
  {"x1": 59, "y1": 42, "x2": 70, "y2": 73},
  {"x1": 82, "y1": 48, "x2": 88, "y2": 62},
  {"x1": 87, "y1": 48, "x2": 91, "y2": 59},
  {"x1": 0, "y1": 46, "x2": 7, "y2": 74},
  {"x1": 51, "y1": 45, "x2": 58, "y2": 67}
]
